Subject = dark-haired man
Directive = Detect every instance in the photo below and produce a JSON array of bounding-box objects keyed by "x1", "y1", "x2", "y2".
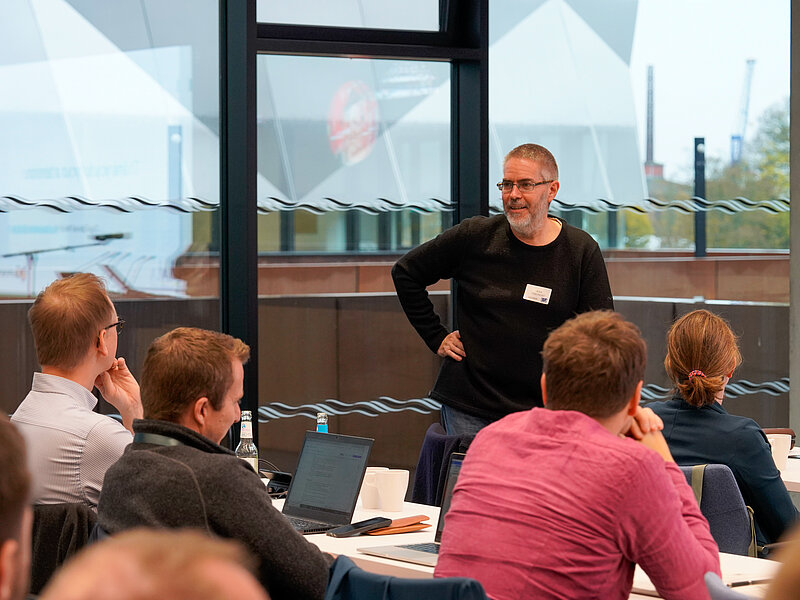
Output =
[
  {"x1": 392, "y1": 143, "x2": 613, "y2": 436},
  {"x1": 98, "y1": 327, "x2": 330, "y2": 600},
  {"x1": 434, "y1": 311, "x2": 719, "y2": 600},
  {"x1": 12, "y1": 273, "x2": 141, "y2": 509},
  {"x1": 0, "y1": 416, "x2": 32, "y2": 600}
]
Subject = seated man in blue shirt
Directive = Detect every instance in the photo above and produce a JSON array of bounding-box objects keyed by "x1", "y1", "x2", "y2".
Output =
[{"x1": 12, "y1": 273, "x2": 141, "y2": 509}]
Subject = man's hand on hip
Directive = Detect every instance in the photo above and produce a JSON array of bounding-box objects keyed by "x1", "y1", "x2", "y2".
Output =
[{"x1": 438, "y1": 330, "x2": 466, "y2": 361}]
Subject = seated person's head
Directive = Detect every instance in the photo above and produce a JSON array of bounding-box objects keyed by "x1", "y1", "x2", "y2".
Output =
[
  {"x1": 541, "y1": 310, "x2": 646, "y2": 419},
  {"x1": 664, "y1": 309, "x2": 741, "y2": 407},
  {"x1": 0, "y1": 416, "x2": 32, "y2": 600},
  {"x1": 28, "y1": 273, "x2": 117, "y2": 371},
  {"x1": 39, "y1": 528, "x2": 269, "y2": 600},
  {"x1": 141, "y1": 327, "x2": 250, "y2": 444}
]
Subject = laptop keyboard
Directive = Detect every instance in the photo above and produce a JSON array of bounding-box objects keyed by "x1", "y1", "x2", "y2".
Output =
[
  {"x1": 399, "y1": 542, "x2": 439, "y2": 554},
  {"x1": 287, "y1": 516, "x2": 333, "y2": 534}
]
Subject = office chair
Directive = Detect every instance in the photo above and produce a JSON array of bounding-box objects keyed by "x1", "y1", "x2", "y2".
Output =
[
  {"x1": 411, "y1": 423, "x2": 473, "y2": 506},
  {"x1": 324, "y1": 555, "x2": 487, "y2": 600},
  {"x1": 680, "y1": 464, "x2": 755, "y2": 556},
  {"x1": 704, "y1": 572, "x2": 751, "y2": 600}
]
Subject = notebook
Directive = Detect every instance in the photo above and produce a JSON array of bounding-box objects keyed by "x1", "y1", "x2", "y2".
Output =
[
  {"x1": 282, "y1": 431, "x2": 374, "y2": 534},
  {"x1": 357, "y1": 451, "x2": 466, "y2": 567}
]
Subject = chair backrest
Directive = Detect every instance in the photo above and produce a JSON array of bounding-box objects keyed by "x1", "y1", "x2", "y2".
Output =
[
  {"x1": 411, "y1": 423, "x2": 473, "y2": 506},
  {"x1": 324, "y1": 555, "x2": 487, "y2": 600},
  {"x1": 704, "y1": 572, "x2": 751, "y2": 600},
  {"x1": 679, "y1": 464, "x2": 753, "y2": 556},
  {"x1": 31, "y1": 502, "x2": 97, "y2": 594}
]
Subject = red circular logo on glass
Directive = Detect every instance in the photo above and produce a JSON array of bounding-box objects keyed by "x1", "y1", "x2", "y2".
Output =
[{"x1": 328, "y1": 81, "x2": 379, "y2": 166}]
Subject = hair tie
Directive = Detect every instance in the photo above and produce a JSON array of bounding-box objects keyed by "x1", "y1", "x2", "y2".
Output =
[{"x1": 688, "y1": 370, "x2": 706, "y2": 380}]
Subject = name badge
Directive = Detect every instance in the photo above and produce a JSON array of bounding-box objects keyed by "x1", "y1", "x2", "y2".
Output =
[{"x1": 523, "y1": 284, "x2": 552, "y2": 305}]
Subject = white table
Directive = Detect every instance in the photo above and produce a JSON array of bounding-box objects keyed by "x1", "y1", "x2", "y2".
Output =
[
  {"x1": 275, "y1": 499, "x2": 440, "y2": 578},
  {"x1": 272, "y1": 499, "x2": 780, "y2": 598},
  {"x1": 631, "y1": 552, "x2": 778, "y2": 599}
]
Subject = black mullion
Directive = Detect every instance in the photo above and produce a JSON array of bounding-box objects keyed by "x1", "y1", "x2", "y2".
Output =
[
  {"x1": 255, "y1": 38, "x2": 480, "y2": 61},
  {"x1": 257, "y1": 23, "x2": 459, "y2": 48},
  {"x1": 220, "y1": 0, "x2": 259, "y2": 449},
  {"x1": 449, "y1": 0, "x2": 487, "y2": 334}
]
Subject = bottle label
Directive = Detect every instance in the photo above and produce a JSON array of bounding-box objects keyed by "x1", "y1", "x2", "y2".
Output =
[
  {"x1": 240, "y1": 421, "x2": 252, "y2": 438},
  {"x1": 240, "y1": 456, "x2": 258, "y2": 472}
]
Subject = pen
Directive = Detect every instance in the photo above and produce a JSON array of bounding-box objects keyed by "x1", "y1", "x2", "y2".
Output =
[{"x1": 729, "y1": 578, "x2": 772, "y2": 588}]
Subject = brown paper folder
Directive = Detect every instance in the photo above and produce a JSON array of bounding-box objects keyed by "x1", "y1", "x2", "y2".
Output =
[{"x1": 364, "y1": 514, "x2": 430, "y2": 535}]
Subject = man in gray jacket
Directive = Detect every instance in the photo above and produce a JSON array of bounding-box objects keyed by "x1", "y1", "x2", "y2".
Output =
[{"x1": 98, "y1": 327, "x2": 331, "y2": 600}]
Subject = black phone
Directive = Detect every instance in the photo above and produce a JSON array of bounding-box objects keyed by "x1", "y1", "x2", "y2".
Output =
[{"x1": 326, "y1": 517, "x2": 392, "y2": 538}]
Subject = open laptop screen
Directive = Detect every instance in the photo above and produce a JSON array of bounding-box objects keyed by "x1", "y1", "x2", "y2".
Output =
[
  {"x1": 435, "y1": 452, "x2": 466, "y2": 542},
  {"x1": 283, "y1": 431, "x2": 373, "y2": 523}
]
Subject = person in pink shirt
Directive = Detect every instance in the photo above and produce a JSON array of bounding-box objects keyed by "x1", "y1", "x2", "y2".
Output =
[{"x1": 434, "y1": 310, "x2": 720, "y2": 600}]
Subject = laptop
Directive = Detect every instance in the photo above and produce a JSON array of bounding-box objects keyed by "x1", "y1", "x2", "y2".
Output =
[
  {"x1": 357, "y1": 451, "x2": 466, "y2": 567},
  {"x1": 282, "y1": 431, "x2": 374, "y2": 534}
]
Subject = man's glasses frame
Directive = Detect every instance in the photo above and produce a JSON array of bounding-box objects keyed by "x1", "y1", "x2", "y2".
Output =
[
  {"x1": 496, "y1": 179, "x2": 555, "y2": 193},
  {"x1": 102, "y1": 319, "x2": 125, "y2": 335}
]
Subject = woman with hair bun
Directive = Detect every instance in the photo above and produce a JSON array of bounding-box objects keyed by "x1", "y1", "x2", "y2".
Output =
[{"x1": 649, "y1": 309, "x2": 798, "y2": 546}]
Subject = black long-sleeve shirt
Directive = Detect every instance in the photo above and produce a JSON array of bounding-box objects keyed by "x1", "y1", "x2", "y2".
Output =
[{"x1": 392, "y1": 215, "x2": 613, "y2": 420}]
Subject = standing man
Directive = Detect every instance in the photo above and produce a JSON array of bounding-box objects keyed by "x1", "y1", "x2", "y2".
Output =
[
  {"x1": 12, "y1": 273, "x2": 142, "y2": 509},
  {"x1": 98, "y1": 327, "x2": 331, "y2": 600},
  {"x1": 392, "y1": 143, "x2": 613, "y2": 435},
  {"x1": 0, "y1": 416, "x2": 32, "y2": 600}
]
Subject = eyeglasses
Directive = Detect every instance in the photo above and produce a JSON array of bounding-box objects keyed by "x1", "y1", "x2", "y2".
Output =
[
  {"x1": 496, "y1": 179, "x2": 555, "y2": 193},
  {"x1": 102, "y1": 319, "x2": 125, "y2": 335}
]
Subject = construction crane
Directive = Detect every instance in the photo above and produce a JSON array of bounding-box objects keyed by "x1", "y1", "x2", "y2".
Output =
[{"x1": 730, "y1": 59, "x2": 755, "y2": 164}]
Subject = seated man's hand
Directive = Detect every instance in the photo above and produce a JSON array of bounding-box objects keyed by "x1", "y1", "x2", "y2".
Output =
[
  {"x1": 95, "y1": 357, "x2": 143, "y2": 432},
  {"x1": 626, "y1": 406, "x2": 664, "y2": 440}
]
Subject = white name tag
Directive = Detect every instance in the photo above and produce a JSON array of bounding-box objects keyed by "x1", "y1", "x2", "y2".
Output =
[{"x1": 523, "y1": 284, "x2": 552, "y2": 305}]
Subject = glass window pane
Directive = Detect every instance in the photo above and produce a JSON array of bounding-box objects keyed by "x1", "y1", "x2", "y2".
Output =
[
  {"x1": 488, "y1": 0, "x2": 790, "y2": 431},
  {"x1": 256, "y1": 55, "x2": 451, "y2": 252},
  {"x1": 1, "y1": 0, "x2": 220, "y2": 416},
  {"x1": 256, "y1": 55, "x2": 450, "y2": 470},
  {"x1": 257, "y1": 0, "x2": 439, "y2": 31}
]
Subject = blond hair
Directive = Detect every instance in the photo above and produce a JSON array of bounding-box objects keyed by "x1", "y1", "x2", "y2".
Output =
[
  {"x1": 28, "y1": 273, "x2": 114, "y2": 369},
  {"x1": 40, "y1": 529, "x2": 265, "y2": 600}
]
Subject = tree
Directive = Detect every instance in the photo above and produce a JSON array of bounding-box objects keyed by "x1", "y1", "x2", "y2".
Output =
[
  {"x1": 705, "y1": 99, "x2": 789, "y2": 250},
  {"x1": 630, "y1": 100, "x2": 789, "y2": 250}
]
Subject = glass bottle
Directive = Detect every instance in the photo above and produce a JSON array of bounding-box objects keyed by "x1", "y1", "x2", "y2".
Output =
[
  {"x1": 235, "y1": 410, "x2": 259, "y2": 472},
  {"x1": 316, "y1": 411, "x2": 329, "y2": 433}
]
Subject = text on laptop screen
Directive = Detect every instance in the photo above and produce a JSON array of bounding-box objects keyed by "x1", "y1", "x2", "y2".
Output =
[{"x1": 286, "y1": 436, "x2": 371, "y2": 515}]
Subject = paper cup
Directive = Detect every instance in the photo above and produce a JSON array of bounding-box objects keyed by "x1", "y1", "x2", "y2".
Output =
[
  {"x1": 767, "y1": 434, "x2": 792, "y2": 472},
  {"x1": 376, "y1": 469, "x2": 409, "y2": 512},
  {"x1": 359, "y1": 467, "x2": 388, "y2": 509}
]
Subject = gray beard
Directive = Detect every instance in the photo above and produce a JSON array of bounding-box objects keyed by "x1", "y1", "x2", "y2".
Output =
[{"x1": 505, "y1": 204, "x2": 549, "y2": 240}]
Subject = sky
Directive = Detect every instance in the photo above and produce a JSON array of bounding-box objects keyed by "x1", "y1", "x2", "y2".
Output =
[{"x1": 629, "y1": 0, "x2": 790, "y2": 182}]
